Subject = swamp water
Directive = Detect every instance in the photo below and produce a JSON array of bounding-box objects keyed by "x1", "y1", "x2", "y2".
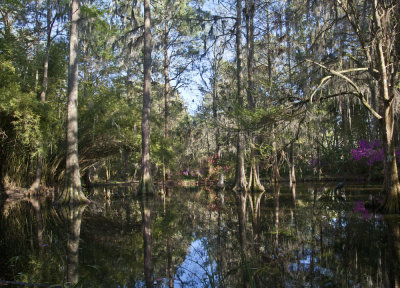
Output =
[{"x1": 1, "y1": 183, "x2": 399, "y2": 287}]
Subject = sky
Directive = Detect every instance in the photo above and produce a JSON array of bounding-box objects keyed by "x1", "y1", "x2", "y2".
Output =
[{"x1": 175, "y1": 0, "x2": 229, "y2": 115}]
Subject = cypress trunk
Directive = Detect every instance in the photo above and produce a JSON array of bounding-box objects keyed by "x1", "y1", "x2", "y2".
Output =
[
  {"x1": 245, "y1": 0, "x2": 264, "y2": 193},
  {"x1": 140, "y1": 0, "x2": 154, "y2": 195},
  {"x1": 379, "y1": 104, "x2": 400, "y2": 213},
  {"x1": 162, "y1": 4, "x2": 170, "y2": 195},
  {"x1": 233, "y1": 0, "x2": 247, "y2": 192},
  {"x1": 57, "y1": 0, "x2": 88, "y2": 205}
]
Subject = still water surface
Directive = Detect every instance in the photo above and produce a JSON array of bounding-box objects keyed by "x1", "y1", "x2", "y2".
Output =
[{"x1": 1, "y1": 183, "x2": 399, "y2": 287}]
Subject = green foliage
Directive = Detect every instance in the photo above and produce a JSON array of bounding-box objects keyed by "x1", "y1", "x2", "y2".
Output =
[{"x1": 0, "y1": 61, "x2": 41, "y2": 153}]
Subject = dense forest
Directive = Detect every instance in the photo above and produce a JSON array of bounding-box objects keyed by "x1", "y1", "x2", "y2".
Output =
[{"x1": 1, "y1": 0, "x2": 399, "y2": 212}]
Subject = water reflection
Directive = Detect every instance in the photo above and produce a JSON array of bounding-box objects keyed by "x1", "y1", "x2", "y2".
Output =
[
  {"x1": 61, "y1": 205, "x2": 87, "y2": 286},
  {"x1": 387, "y1": 218, "x2": 400, "y2": 287},
  {"x1": 235, "y1": 191, "x2": 250, "y2": 288},
  {"x1": 29, "y1": 198, "x2": 44, "y2": 251},
  {"x1": 0, "y1": 184, "x2": 399, "y2": 287},
  {"x1": 142, "y1": 194, "x2": 154, "y2": 287}
]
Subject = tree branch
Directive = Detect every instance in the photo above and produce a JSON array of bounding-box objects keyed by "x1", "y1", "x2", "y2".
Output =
[{"x1": 306, "y1": 59, "x2": 383, "y2": 120}]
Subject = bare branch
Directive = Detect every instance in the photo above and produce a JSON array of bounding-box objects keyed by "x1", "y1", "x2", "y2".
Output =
[
  {"x1": 306, "y1": 59, "x2": 383, "y2": 120},
  {"x1": 310, "y1": 75, "x2": 332, "y2": 103}
]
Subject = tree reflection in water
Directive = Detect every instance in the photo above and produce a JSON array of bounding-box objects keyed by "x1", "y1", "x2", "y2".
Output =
[
  {"x1": 62, "y1": 205, "x2": 87, "y2": 287},
  {"x1": 235, "y1": 190, "x2": 250, "y2": 288},
  {"x1": 0, "y1": 184, "x2": 399, "y2": 287},
  {"x1": 141, "y1": 193, "x2": 154, "y2": 288},
  {"x1": 387, "y1": 217, "x2": 400, "y2": 287},
  {"x1": 29, "y1": 198, "x2": 44, "y2": 251}
]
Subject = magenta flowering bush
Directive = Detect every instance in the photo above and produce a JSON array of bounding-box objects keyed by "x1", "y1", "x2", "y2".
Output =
[
  {"x1": 308, "y1": 158, "x2": 322, "y2": 168},
  {"x1": 350, "y1": 139, "x2": 400, "y2": 166},
  {"x1": 353, "y1": 200, "x2": 371, "y2": 220},
  {"x1": 353, "y1": 200, "x2": 383, "y2": 221}
]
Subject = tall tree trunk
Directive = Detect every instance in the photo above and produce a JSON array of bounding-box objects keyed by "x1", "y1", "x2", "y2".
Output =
[
  {"x1": 30, "y1": 0, "x2": 52, "y2": 193},
  {"x1": 380, "y1": 103, "x2": 400, "y2": 213},
  {"x1": 289, "y1": 143, "x2": 296, "y2": 185},
  {"x1": 248, "y1": 138, "x2": 264, "y2": 191},
  {"x1": 245, "y1": 0, "x2": 264, "y2": 192},
  {"x1": 140, "y1": 0, "x2": 154, "y2": 195},
  {"x1": 163, "y1": 8, "x2": 170, "y2": 141},
  {"x1": 57, "y1": 0, "x2": 88, "y2": 205},
  {"x1": 40, "y1": 45, "x2": 50, "y2": 102},
  {"x1": 162, "y1": 3, "x2": 170, "y2": 195},
  {"x1": 233, "y1": 0, "x2": 247, "y2": 192},
  {"x1": 245, "y1": 0, "x2": 255, "y2": 109},
  {"x1": 286, "y1": 0, "x2": 296, "y2": 187},
  {"x1": 271, "y1": 128, "x2": 280, "y2": 183},
  {"x1": 374, "y1": 0, "x2": 400, "y2": 213},
  {"x1": 212, "y1": 43, "x2": 220, "y2": 157},
  {"x1": 40, "y1": 0, "x2": 52, "y2": 102}
]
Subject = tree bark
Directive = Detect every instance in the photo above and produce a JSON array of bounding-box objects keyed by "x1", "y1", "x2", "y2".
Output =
[
  {"x1": 248, "y1": 139, "x2": 264, "y2": 192},
  {"x1": 29, "y1": 0, "x2": 53, "y2": 193},
  {"x1": 271, "y1": 129, "x2": 280, "y2": 183},
  {"x1": 57, "y1": 0, "x2": 88, "y2": 205},
  {"x1": 212, "y1": 45, "x2": 220, "y2": 157},
  {"x1": 140, "y1": 0, "x2": 154, "y2": 195},
  {"x1": 162, "y1": 3, "x2": 170, "y2": 195},
  {"x1": 289, "y1": 143, "x2": 296, "y2": 185},
  {"x1": 40, "y1": 45, "x2": 49, "y2": 102},
  {"x1": 163, "y1": 6, "x2": 170, "y2": 141},
  {"x1": 373, "y1": 0, "x2": 400, "y2": 213},
  {"x1": 233, "y1": 0, "x2": 248, "y2": 192},
  {"x1": 29, "y1": 155, "x2": 42, "y2": 194},
  {"x1": 245, "y1": 0, "x2": 264, "y2": 193},
  {"x1": 380, "y1": 104, "x2": 400, "y2": 213},
  {"x1": 40, "y1": 0, "x2": 52, "y2": 102}
]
